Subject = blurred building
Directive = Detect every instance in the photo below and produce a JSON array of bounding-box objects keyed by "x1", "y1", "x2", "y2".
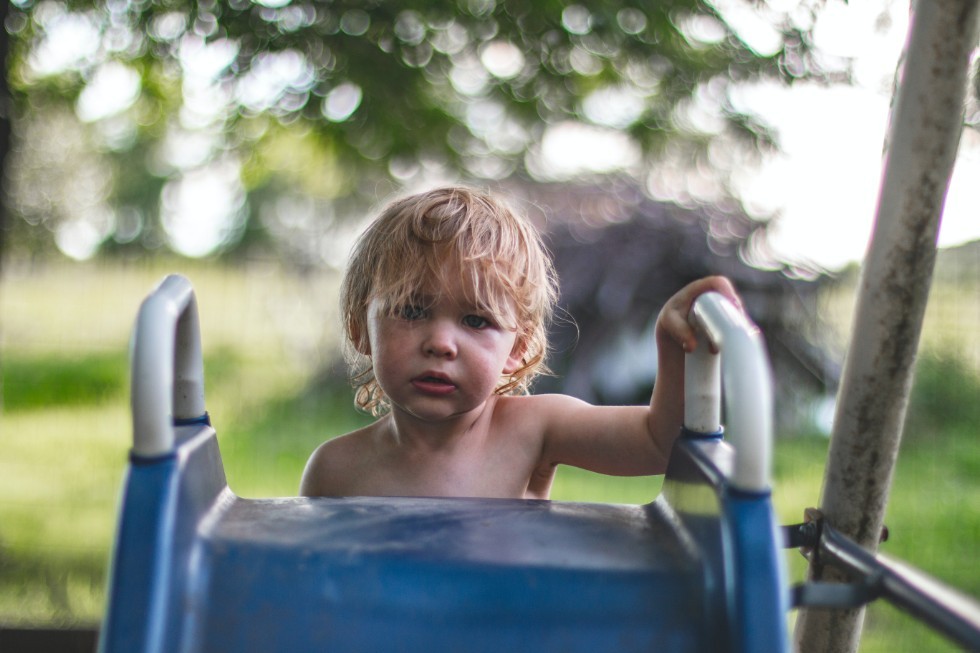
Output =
[{"x1": 505, "y1": 180, "x2": 839, "y2": 435}]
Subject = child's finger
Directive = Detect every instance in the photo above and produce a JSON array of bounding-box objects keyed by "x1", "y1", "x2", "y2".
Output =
[
  {"x1": 663, "y1": 276, "x2": 743, "y2": 353},
  {"x1": 662, "y1": 310, "x2": 698, "y2": 352},
  {"x1": 689, "y1": 276, "x2": 740, "y2": 310}
]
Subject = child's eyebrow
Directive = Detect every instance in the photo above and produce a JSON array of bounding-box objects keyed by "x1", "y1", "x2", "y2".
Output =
[
  {"x1": 401, "y1": 286, "x2": 510, "y2": 318},
  {"x1": 389, "y1": 291, "x2": 432, "y2": 305},
  {"x1": 470, "y1": 299, "x2": 518, "y2": 324}
]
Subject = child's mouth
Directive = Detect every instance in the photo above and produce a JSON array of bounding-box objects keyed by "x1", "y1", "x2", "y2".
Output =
[{"x1": 412, "y1": 374, "x2": 457, "y2": 394}]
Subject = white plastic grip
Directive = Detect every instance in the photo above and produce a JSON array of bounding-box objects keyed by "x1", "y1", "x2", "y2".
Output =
[
  {"x1": 684, "y1": 292, "x2": 774, "y2": 493},
  {"x1": 130, "y1": 274, "x2": 206, "y2": 457}
]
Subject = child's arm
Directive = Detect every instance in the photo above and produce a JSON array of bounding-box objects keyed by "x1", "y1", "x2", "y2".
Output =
[{"x1": 523, "y1": 276, "x2": 741, "y2": 477}]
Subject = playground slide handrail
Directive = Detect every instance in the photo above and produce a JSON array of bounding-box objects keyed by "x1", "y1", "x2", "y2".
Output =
[
  {"x1": 130, "y1": 274, "x2": 205, "y2": 457},
  {"x1": 684, "y1": 292, "x2": 773, "y2": 493},
  {"x1": 127, "y1": 278, "x2": 771, "y2": 485}
]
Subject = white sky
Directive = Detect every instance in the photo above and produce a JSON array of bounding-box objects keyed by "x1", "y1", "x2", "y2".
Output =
[
  {"x1": 748, "y1": 90, "x2": 980, "y2": 270},
  {"x1": 732, "y1": 1, "x2": 980, "y2": 270},
  {"x1": 734, "y1": 82, "x2": 893, "y2": 271}
]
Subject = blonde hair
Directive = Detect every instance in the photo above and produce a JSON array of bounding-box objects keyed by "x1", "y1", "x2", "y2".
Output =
[{"x1": 341, "y1": 186, "x2": 558, "y2": 416}]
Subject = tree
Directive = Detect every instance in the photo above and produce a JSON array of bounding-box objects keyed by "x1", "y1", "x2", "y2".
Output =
[{"x1": 4, "y1": 0, "x2": 832, "y2": 260}]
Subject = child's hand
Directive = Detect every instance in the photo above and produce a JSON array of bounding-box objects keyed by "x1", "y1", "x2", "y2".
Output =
[{"x1": 656, "y1": 276, "x2": 742, "y2": 353}]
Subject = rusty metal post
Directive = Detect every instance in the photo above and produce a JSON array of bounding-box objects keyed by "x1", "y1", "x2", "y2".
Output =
[{"x1": 794, "y1": 1, "x2": 980, "y2": 652}]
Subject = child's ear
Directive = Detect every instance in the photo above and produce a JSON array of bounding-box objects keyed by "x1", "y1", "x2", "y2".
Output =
[
  {"x1": 350, "y1": 319, "x2": 371, "y2": 356},
  {"x1": 503, "y1": 339, "x2": 526, "y2": 375}
]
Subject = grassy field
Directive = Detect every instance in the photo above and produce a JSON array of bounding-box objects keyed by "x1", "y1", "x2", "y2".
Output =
[{"x1": 1, "y1": 258, "x2": 977, "y2": 651}]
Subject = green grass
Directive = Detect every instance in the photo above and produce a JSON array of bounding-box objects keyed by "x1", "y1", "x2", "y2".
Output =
[
  {"x1": 1, "y1": 259, "x2": 977, "y2": 652},
  {"x1": 772, "y1": 432, "x2": 980, "y2": 652},
  {"x1": 0, "y1": 405, "x2": 127, "y2": 625},
  {"x1": 2, "y1": 352, "x2": 127, "y2": 411}
]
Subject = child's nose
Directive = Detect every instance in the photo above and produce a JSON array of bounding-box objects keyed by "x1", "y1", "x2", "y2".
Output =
[{"x1": 423, "y1": 321, "x2": 458, "y2": 359}]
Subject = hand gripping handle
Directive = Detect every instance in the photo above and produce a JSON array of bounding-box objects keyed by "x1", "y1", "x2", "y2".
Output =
[
  {"x1": 130, "y1": 274, "x2": 206, "y2": 457},
  {"x1": 684, "y1": 292, "x2": 774, "y2": 493}
]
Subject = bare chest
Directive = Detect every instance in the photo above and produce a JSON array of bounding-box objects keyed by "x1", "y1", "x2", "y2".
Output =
[{"x1": 353, "y1": 431, "x2": 547, "y2": 499}]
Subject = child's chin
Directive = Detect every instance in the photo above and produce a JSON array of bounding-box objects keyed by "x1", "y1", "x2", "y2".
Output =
[{"x1": 396, "y1": 400, "x2": 475, "y2": 422}]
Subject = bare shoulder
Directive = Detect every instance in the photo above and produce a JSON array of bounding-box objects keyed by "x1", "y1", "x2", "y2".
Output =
[
  {"x1": 491, "y1": 393, "x2": 598, "y2": 445},
  {"x1": 491, "y1": 393, "x2": 569, "y2": 426},
  {"x1": 299, "y1": 424, "x2": 379, "y2": 497},
  {"x1": 495, "y1": 393, "x2": 594, "y2": 424},
  {"x1": 495, "y1": 392, "x2": 588, "y2": 413}
]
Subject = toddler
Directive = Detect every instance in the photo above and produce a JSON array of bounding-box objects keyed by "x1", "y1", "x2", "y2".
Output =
[{"x1": 300, "y1": 186, "x2": 739, "y2": 499}]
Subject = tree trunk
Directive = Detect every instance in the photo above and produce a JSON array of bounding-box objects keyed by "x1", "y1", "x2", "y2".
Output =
[{"x1": 794, "y1": 1, "x2": 980, "y2": 652}]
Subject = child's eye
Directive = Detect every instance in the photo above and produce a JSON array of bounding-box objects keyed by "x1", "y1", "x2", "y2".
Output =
[
  {"x1": 463, "y1": 314, "x2": 491, "y2": 329},
  {"x1": 398, "y1": 304, "x2": 426, "y2": 321}
]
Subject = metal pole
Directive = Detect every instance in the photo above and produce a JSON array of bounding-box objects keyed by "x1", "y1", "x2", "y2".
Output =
[{"x1": 794, "y1": 1, "x2": 980, "y2": 651}]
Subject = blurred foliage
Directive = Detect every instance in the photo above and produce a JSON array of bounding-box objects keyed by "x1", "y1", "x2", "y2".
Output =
[
  {"x1": 3, "y1": 0, "x2": 838, "y2": 259},
  {"x1": 903, "y1": 347, "x2": 980, "y2": 444}
]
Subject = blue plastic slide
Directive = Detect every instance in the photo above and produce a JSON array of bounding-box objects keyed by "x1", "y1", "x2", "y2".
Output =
[{"x1": 98, "y1": 274, "x2": 792, "y2": 652}]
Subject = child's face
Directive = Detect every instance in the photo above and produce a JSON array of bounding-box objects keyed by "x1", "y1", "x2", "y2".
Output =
[{"x1": 364, "y1": 271, "x2": 524, "y2": 423}]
